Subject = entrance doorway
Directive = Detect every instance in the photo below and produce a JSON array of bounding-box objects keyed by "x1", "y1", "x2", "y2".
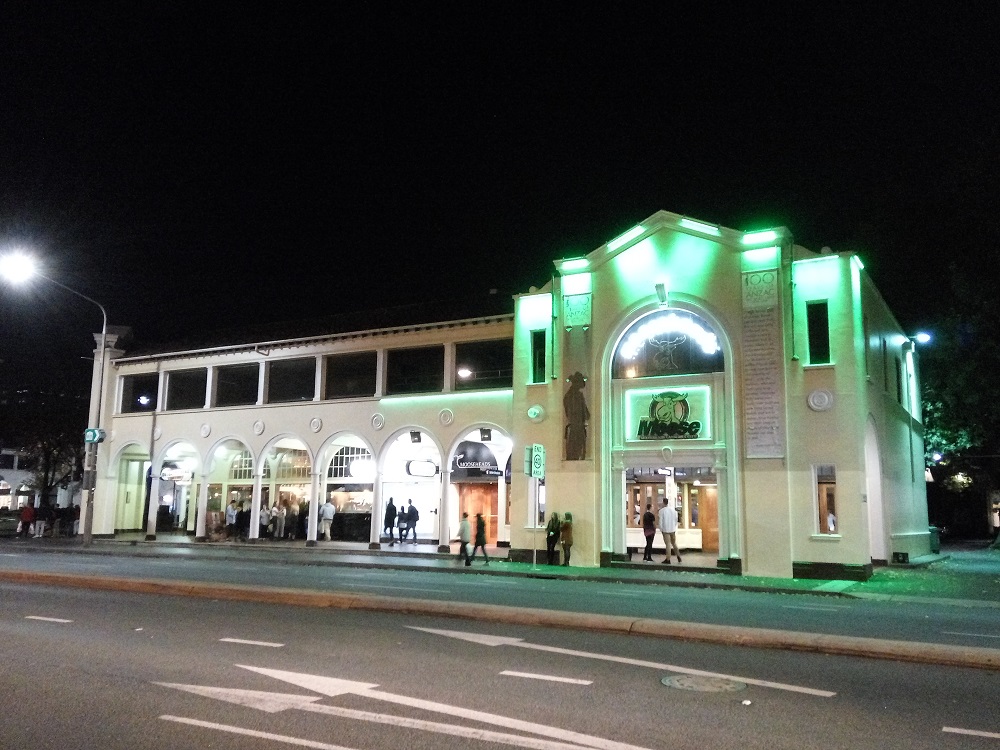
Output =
[
  {"x1": 625, "y1": 466, "x2": 718, "y2": 554},
  {"x1": 458, "y1": 484, "x2": 498, "y2": 544}
]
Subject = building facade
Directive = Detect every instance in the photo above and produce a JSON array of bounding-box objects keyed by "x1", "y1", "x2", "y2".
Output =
[{"x1": 86, "y1": 210, "x2": 931, "y2": 579}]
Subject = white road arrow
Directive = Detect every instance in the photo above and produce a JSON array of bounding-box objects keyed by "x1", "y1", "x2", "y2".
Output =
[
  {"x1": 157, "y1": 675, "x2": 654, "y2": 750},
  {"x1": 408, "y1": 626, "x2": 836, "y2": 697}
]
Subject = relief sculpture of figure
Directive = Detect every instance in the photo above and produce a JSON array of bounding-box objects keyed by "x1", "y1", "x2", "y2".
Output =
[{"x1": 564, "y1": 371, "x2": 590, "y2": 460}]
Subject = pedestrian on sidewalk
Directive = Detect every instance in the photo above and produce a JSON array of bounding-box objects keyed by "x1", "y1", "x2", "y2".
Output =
[
  {"x1": 458, "y1": 512, "x2": 472, "y2": 565},
  {"x1": 319, "y1": 498, "x2": 336, "y2": 541},
  {"x1": 642, "y1": 503, "x2": 656, "y2": 561},
  {"x1": 383, "y1": 498, "x2": 397, "y2": 546},
  {"x1": 545, "y1": 511, "x2": 561, "y2": 565},
  {"x1": 560, "y1": 512, "x2": 574, "y2": 566},
  {"x1": 405, "y1": 499, "x2": 419, "y2": 542},
  {"x1": 19, "y1": 503, "x2": 35, "y2": 539},
  {"x1": 259, "y1": 503, "x2": 271, "y2": 540},
  {"x1": 225, "y1": 500, "x2": 239, "y2": 540},
  {"x1": 273, "y1": 504, "x2": 286, "y2": 540},
  {"x1": 469, "y1": 512, "x2": 489, "y2": 565},
  {"x1": 658, "y1": 498, "x2": 681, "y2": 564},
  {"x1": 285, "y1": 502, "x2": 298, "y2": 540}
]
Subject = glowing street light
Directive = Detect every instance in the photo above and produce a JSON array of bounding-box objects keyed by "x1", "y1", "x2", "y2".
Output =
[{"x1": 0, "y1": 250, "x2": 108, "y2": 546}]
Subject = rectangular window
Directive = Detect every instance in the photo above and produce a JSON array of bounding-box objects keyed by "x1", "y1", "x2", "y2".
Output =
[
  {"x1": 816, "y1": 464, "x2": 838, "y2": 534},
  {"x1": 386, "y1": 346, "x2": 444, "y2": 395},
  {"x1": 267, "y1": 358, "x2": 316, "y2": 403},
  {"x1": 0, "y1": 453, "x2": 15, "y2": 470},
  {"x1": 862, "y1": 315, "x2": 870, "y2": 378},
  {"x1": 455, "y1": 339, "x2": 514, "y2": 391},
  {"x1": 325, "y1": 351, "x2": 377, "y2": 399},
  {"x1": 121, "y1": 373, "x2": 159, "y2": 413},
  {"x1": 895, "y1": 356, "x2": 903, "y2": 406},
  {"x1": 165, "y1": 368, "x2": 207, "y2": 411},
  {"x1": 215, "y1": 364, "x2": 260, "y2": 407},
  {"x1": 806, "y1": 300, "x2": 831, "y2": 365},
  {"x1": 881, "y1": 338, "x2": 888, "y2": 392},
  {"x1": 530, "y1": 330, "x2": 546, "y2": 384}
]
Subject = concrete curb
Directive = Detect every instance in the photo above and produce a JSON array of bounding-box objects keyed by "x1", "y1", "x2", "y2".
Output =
[{"x1": 4, "y1": 568, "x2": 999, "y2": 672}]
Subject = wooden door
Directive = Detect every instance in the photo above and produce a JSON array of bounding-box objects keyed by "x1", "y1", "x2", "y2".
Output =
[
  {"x1": 459, "y1": 484, "x2": 499, "y2": 543},
  {"x1": 700, "y1": 486, "x2": 719, "y2": 552}
]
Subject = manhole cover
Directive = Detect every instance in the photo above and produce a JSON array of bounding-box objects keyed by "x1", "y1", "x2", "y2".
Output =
[{"x1": 661, "y1": 675, "x2": 748, "y2": 692}]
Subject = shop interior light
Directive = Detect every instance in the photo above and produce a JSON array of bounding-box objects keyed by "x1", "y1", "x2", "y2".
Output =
[
  {"x1": 405, "y1": 460, "x2": 438, "y2": 477},
  {"x1": 349, "y1": 459, "x2": 376, "y2": 482},
  {"x1": 607, "y1": 224, "x2": 645, "y2": 252}
]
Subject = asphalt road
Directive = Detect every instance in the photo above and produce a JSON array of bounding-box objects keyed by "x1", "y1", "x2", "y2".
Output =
[
  {"x1": 2, "y1": 582, "x2": 998, "y2": 750},
  {"x1": 1, "y1": 547, "x2": 999, "y2": 652}
]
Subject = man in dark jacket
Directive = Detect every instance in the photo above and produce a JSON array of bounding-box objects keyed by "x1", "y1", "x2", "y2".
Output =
[{"x1": 383, "y1": 498, "x2": 397, "y2": 546}]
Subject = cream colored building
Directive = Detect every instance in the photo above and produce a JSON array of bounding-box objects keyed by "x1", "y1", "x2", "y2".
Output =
[{"x1": 86, "y1": 210, "x2": 930, "y2": 579}]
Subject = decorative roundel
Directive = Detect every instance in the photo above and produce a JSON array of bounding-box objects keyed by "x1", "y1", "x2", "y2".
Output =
[
  {"x1": 526, "y1": 404, "x2": 546, "y2": 423},
  {"x1": 439, "y1": 408, "x2": 455, "y2": 426},
  {"x1": 153, "y1": 426, "x2": 162, "y2": 441},
  {"x1": 807, "y1": 389, "x2": 835, "y2": 412},
  {"x1": 199, "y1": 423, "x2": 211, "y2": 438},
  {"x1": 253, "y1": 419, "x2": 266, "y2": 436},
  {"x1": 371, "y1": 413, "x2": 386, "y2": 430},
  {"x1": 310, "y1": 417, "x2": 323, "y2": 433},
  {"x1": 661, "y1": 446, "x2": 673, "y2": 462}
]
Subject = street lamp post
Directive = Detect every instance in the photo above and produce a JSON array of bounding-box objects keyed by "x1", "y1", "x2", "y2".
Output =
[{"x1": 0, "y1": 252, "x2": 108, "y2": 546}]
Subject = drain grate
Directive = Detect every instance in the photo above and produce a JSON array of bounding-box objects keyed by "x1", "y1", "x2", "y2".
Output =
[{"x1": 661, "y1": 675, "x2": 748, "y2": 692}]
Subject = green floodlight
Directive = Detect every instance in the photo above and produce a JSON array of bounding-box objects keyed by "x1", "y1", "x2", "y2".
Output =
[
  {"x1": 607, "y1": 225, "x2": 645, "y2": 252},
  {"x1": 741, "y1": 229, "x2": 779, "y2": 246},
  {"x1": 678, "y1": 218, "x2": 721, "y2": 236}
]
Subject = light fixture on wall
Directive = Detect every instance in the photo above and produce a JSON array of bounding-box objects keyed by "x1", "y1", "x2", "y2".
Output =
[
  {"x1": 410, "y1": 430, "x2": 422, "y2": 443},
  {"x1": 479, "y1": 428, "x2": 492, "y2": 442},
  {"x1": 655, "y1": 282, "x2": 668, "y2": 307}
]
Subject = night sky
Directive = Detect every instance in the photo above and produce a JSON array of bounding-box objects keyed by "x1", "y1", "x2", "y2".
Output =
[{"x1": 2, "y1": 4, "x2": 997, "y2": 392}]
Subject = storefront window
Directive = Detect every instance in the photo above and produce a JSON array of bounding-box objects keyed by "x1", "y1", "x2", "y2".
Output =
[
  {"x1": 325, "y1": 351, "x2": 377, "y2": 399},
  {"x1": 455, "y1": 339, "x2": 514, "y2": 390},
  {"x1": 216, "y1": 364, "x2": 259, "y2": 407},
  {"x1": 121, "y1": 373, "x2": 159, "y2": 413},
  {"x1": 386, "y1": 346, "x2": 444, "y2": 394},
  {"x1": 165, "y1": 368, "x2": 207, "y2": 411},
  {"x1": 268, "y1": 358, "x2": 316, "y2": 403},
  {"x1": 816, "y1": 465, "x2": 837, "y2": 534},
  {"x1": 612, "y1": 309, "x2": 724, "y2": 379}
]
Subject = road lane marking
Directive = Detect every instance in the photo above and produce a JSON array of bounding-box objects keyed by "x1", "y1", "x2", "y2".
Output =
[
  {"x1": 943, "y1": 726, "x2": 1000, "y2": 739},
  {"x1": 781, "y1": 605, "x2": 845, "y2": 612},
  {"x1": 942, "y1": 631, "x2": 1000, "y2": 640},
  {"x1": 339, "y1": 584, "x2": 449, "y2": 594},
  {"x1": 409, "y1": 627, "x2": 836, "y2": 697},
  {"x1": 220, "y1": 637, "x2": 284, "y2": 647},
  {"x1": 159, "y1": 681, "x2": 647, "y2": 750},
  {"x1": 25, "y1": 616, "x2": 73, "y2": 623},
  {"x1": 500, "y1": 671, "x2": 592, "y2": 685},
  {"x1": 235, "y1": 666, "x2": 656, "y2": 750},
  {"x1": 162, "y1": 715, "x2": 358, "y2": 750}
]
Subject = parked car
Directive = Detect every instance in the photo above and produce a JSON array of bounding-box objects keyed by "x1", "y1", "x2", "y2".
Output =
[{"x1": 0, "y1": 508, "x2": 20, "y2": 537}]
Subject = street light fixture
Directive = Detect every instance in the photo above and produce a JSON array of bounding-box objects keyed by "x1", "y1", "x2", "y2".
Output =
[{"x1": 0, "y1": 251, "x2": 108, "y2": 546}]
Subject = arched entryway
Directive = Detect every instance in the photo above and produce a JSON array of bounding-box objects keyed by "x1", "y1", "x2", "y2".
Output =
[
  {"x1": 380, "y1": 429, "x2": 443, "y2": 545},
  {"x1": 319, "y1": 433, "x2": 376, "y2": 542},
  {"x1": 447, "y1": 426, "x2": 513, "y2": 545}
]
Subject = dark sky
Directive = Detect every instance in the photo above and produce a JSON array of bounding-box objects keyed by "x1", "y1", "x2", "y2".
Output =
[{"x1": 1, "y1": 4, "x2": 997, "y2": 391}]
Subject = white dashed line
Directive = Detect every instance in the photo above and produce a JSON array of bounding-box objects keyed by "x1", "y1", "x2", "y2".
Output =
[
  {"x1": 500, "y1": 670, "x2": 592, "y2": 685},
  {"x1": 942, "y1": 631, "x2": 1000, "y2": 640},
  {"x1": 220, "y1": 638, "x2": 284, "y2": 648},
  {"x1": 26, "y1": 616, "x2": 73, "y2": 623},
  {"x1": 943, "y1": 726, "x2": 1000, "y2": 739}
]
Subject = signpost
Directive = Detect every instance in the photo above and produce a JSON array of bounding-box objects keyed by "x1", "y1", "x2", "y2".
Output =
[{"x1": 524, "y1": 444, "x2": 545, "y2": 568}]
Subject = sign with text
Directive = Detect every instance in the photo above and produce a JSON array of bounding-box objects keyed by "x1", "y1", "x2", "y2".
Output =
[{"x1": 625, "y1": 385, "x2": 711, "y2": 441}]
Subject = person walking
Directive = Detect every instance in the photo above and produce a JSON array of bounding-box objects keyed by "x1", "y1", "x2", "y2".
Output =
[
  {"x1": 545, "y1": 511, "x2": 561, "y2": 565},
  {"x1": 285, "y1": 502, "x2": 298, "y2": 540},
  {"x1": 405, "y1": 499, "x2": 419, "y2": 543},
  {"x1": 383, "y1": 498, "x2": 398, "y2": 546},
  {"x1": 469, "y1": 512, "x2": 489, "y2": 565},
  {"x1": 641, "y1": 502, "x2": 656, "y2": 561},
  {"x1": 273, "y1": 504, "x2": 286, "y2": 540},
  {"x1": 319, "y1": 498, "x2": 336, "y2": 541},
  {"x1": 560, "y1": 512, "x2": 574, "y2": 566},
  {"x1": 457, "y1": 512, "x2": 472, "y2": 565},
  {"x1": 258, "y1": 502, "x2": 271, "y2": 540},
  {"x1": 658, "y1": 498, "x2": 681, "y2": 564},
  {"x1": 225, "y1": 500, "x2": 239, "y2": 540}
]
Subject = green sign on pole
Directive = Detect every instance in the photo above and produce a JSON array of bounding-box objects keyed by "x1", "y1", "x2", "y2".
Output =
[{"x1": 84, "y1": 428, "x2": 106, "y2": 444}]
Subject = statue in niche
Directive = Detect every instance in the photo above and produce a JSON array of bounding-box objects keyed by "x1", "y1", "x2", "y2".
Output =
[{"x1": 563, "y1": 371, "x2": 590, "y2": 460}]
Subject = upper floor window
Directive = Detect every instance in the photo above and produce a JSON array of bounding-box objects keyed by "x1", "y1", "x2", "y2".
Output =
[
  {"x1": 325, "y1": 352, "x2": 377, "y2": 399},
  {"x1": 165, "y1": 368, "x2": 207, "y2": 411},
  {"x1": 530, "y1": 330, "x2": 547, "y2": 384},
  {"x1": 612, "y1": 309, "x2": 724, "y2": 379},
  {"x1": 267, "y1": 358, "x2": 316, "y2": 403},
  {"x1": 386, "y1": 346, "x2": 444, "y2": 395},
  {"x1": 121, "y1": 373, "x2": 159, "y2": 413},
  {"x1": 455, "y1": 339, "x2": 513, "y2": 390},
  {"x1": 216, "y1": 364, "x2": 259, "y2": 407},
  {"x1": 806, "y1": 300, "x2": 831, "y2": 365}
]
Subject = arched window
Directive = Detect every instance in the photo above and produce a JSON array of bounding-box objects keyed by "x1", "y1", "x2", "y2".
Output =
[{"x1": 612, "y1": 310, "x2": 724, "y2": 379}]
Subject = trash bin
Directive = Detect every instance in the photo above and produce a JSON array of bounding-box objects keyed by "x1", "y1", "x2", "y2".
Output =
[{"x1": 928, "y1": 525, "x2": 940, "y2": 554}]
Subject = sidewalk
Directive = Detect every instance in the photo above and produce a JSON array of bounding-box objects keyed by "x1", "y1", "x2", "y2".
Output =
[{"x1": 8, "y1": 532, "x2": 1000, "y2": 607}]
